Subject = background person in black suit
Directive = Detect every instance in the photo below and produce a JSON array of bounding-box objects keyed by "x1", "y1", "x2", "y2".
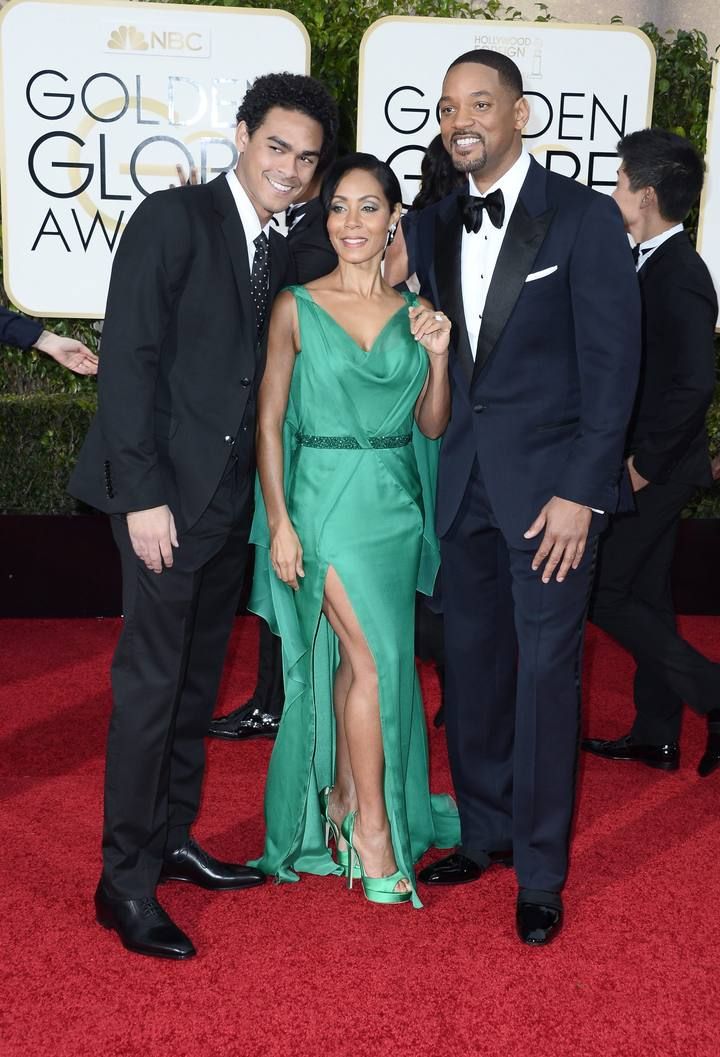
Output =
[
  {"x1": 69, "y1": 73, "x2": 338, "y2": 960},
  {"x1": 208, "y1": 161, "x2": 337, "y2": 742},
  {"x1": 0, "y1": 305, "x2": 98, "y2": 375},
  {"x1": 583, "y1": 129, "x2": 720, "y2": 777},
  {"x1": 412, "y1": 50, "x2": 641, "y2": 945}
]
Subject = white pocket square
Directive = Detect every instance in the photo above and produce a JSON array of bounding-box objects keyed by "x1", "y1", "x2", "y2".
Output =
[{"x1": 525, "y1": 265, "x2": 558, "y2": 283}]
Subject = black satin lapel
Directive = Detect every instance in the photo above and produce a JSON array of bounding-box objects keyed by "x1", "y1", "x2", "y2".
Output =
[
  {"x1": 435, "y1": 209, "x2": 473, "y2": 384},
  {"x1": 473, "y1": 200, "x2": 555, "y2": 382}
]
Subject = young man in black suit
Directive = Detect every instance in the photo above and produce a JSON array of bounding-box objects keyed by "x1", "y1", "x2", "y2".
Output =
[
  {"x1": 208, "y1": 163, "x2": 337, "y2": 742},
  {"x1": 69, "y1": 73, "x2": 338, "y2": 960},
  {"x1": 583, "y1": 129, "x2": 720, "y2": 777},
  {"x1": 413, "y1": 50, "x2": 641, "y2": 944}
]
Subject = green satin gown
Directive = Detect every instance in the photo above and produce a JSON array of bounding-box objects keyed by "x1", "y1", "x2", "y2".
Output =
[{"x1": 248, "y1": 285, "x2": 459, "y2": 907}]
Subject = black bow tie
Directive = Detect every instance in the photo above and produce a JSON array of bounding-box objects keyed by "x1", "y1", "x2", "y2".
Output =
[{"x1": 458, "y1": 189, "x2": 505, "y2": 234}]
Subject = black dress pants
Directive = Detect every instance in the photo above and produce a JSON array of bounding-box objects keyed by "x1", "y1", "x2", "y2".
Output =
[
  {"x1": 590, "y1": 477, "x2": 720, "y2": 745},
  {"x1": 104, "y1": 457, "x2": 252, "y2": 899},
  {"x1": 441, "y1": 463, "x2": 596, "y2": 894},
  {"x1": 252, "y1": 620, "x2": 284, "y2": 718}
]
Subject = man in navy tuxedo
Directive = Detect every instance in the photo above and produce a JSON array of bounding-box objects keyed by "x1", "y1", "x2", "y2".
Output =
[{"x1": 414, "y1": 50, "x2": 641, "y2": 944}]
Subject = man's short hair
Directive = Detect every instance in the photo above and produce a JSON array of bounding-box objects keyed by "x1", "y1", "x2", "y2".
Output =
[
  {"x1": 618, "y1": 128, "x2": 705, "y2": 222},
  {"x1": 446, "y1": 49, "x2": 523, "y2": 99},
  {"x1": 236, "y1": 73, "x2": 339, "y2": 164}
]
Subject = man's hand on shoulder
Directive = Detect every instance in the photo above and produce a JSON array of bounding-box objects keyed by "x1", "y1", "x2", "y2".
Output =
[
  {"x1": 524, "y1": 496, "x2": 592, "y2": 583},
  {"x1": 127, "y1": 505, "x2": 178, "y2": 574}
]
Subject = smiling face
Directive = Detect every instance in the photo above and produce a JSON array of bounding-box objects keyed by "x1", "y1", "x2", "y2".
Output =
[
  {"x1": 235, "y1": 106, "x2": 324, "y2": 223},
  {"x1": 325, "y1": 168, "x2": 402, "y2": 264},
  {"x1": 439, "y1": 62, "x2": 528, "y2": 191}
]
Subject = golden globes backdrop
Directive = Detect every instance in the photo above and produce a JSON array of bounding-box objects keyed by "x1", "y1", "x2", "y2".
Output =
[
  {"x1": 0, "y1": 0, "x2": 309, "y2": 317},
  {"x1": 357, "y1": 17, "x2": 655, "y2": 207},
  {"x1": 697, "y1": 60, "x2": 720, "y2": 329}
]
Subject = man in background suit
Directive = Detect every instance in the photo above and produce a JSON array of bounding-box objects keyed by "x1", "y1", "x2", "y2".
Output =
[
  {"x1": 584, "y1": 129, "x2": 720, "y2": 777},
  {"x1": 414, "y1": 50, "x2": 641, "y2": 944},
  {"x1": 69, "y1": 73, "x2": 338, "y2": 960},
  {"x1": 208, "y1": 163, "x2": 337, "y2": 742}
]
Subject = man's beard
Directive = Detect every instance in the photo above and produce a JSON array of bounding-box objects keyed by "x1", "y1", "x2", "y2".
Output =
[{"x1": 450, "y1": 143, "x2": 488, "y2": 174}]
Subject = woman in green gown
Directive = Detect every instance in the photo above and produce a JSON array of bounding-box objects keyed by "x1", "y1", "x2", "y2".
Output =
[{"x1": 249, "y1": 154, "x2": 459, "y2": 907}]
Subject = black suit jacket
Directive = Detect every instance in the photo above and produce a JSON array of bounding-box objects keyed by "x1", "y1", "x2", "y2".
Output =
[
  {"x1": 69, "y1": 175, "x2": 291, "y2": 531},
  {"x1": 629, "y1": 232, "x2": 718, "y2": 487},
  {"x1": 0, "y1": 306, "x2": 42, "y2": 349},
  {"x1": 415, "y1": 158, "x2": 641, "y2": 544},
  {"x1": 286, "y1": 198, "x2": 337, "y2": 284}
]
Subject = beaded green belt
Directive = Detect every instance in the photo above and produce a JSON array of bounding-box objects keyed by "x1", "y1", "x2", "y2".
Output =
[{"x1": 297, "y1": 433, "x2": 412, "y2": 450}]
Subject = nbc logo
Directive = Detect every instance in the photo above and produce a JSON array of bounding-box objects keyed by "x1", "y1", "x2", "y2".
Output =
[
  {"x1": 105, "y1": 23, "x2": 210, "y2": 57},
  {"x1": 107, "y1": 26, "x2": 148, "y2": 51}
]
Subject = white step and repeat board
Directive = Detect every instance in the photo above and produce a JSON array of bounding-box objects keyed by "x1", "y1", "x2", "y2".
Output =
[
  {"x1": 0, "y1": 0, "x2": 309, "y2": 317},
  {"x1": 358, "y1": 17, "x2": 655, "y2": 207},
  {"x1": 696, "y1": 61, "x2": 720, "y2": 329}
]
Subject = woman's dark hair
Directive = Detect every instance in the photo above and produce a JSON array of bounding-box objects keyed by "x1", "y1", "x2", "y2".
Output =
[
  {"x1": 320, "y1": 153, "x2": 402, "y2": 216},
  {"x1": 411, "y1": 134, "x2": 465, "y2": 211},
  {"x1": 236, "y1": 72, "x2": 339, "y2": 165}
]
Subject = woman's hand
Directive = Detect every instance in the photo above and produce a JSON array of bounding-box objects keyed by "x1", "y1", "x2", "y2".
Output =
[
  {"x1": 270, "y1": 520, "x2": 305, "y2": 590},
  {"x1": 408, "y1": 305, "x2": 451, "y2": 359}
]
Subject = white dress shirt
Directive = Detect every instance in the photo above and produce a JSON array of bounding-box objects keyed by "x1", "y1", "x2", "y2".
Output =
[
  {"x1": 461, "y1": 150, "x2": 531, "y2": 358},
  {"x1": 225, "y1": 170, "x2": 271, "y2": 269},
  {"x1": 634, "y1": 223, "x2": 684, "y2": 272}
]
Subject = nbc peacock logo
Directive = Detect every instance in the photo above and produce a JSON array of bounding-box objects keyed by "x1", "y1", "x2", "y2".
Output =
[
  {"x1": 107, "y1": 25, "x2": 149, "y2": 52},
  {"x1": 104, "y1": 23, "x2": 210, "y2": 57}
]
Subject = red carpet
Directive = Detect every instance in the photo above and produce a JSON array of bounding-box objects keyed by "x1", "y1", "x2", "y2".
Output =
[{"x1": 1, "y1": 616, "x2": 717, "y2": 1057}]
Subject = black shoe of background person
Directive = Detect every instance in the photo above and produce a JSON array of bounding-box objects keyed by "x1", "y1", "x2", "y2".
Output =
[
  {"x1": 95, "y1": 883, "x2": 196, "y2": 960},
  {"x1": 516, "y1": 899, "x2": 563, "y2": 946},
  {"x1": 160, "y1": 839, "x2": 265, "y2": 891},
  {"x1": 698, "y1": 710, "x2": 720, "y2": 777},
  {"x1": 418, "y1": 850, "x2": 513, "y2": 885},
  {"x1": 582, "y1": 732, "x2": 679, "y2": 772},
  {"x1": 208, "y1": 700, "x2": 280, "y2": 740}
]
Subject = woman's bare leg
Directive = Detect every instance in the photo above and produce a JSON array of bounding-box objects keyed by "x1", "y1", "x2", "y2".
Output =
[{"x1": 322, "y1": 567, "x2": 409, "y2": 891}]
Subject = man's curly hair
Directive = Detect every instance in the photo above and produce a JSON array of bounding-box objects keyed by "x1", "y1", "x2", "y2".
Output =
[{"x1": 236, "y1": 73, "x2": 339, "y2": 164}]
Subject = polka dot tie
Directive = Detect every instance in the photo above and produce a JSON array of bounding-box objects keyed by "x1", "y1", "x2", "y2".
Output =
[{"x1": 251, "y1": 232, "x2": 270, "y2": 340}]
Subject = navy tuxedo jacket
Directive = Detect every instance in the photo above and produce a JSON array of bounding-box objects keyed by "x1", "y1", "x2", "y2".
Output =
[
  {"x1": 414, "y1": 157, "x2": 641, "y2": 546},
  {"x1": 69, "y1": 176, "x2": 290, "y2": 531}
]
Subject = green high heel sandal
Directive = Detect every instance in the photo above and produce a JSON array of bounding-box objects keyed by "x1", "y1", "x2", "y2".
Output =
[
  {"x1": 318, "y1": 787, "x2": 359, "y2": 878},
  {"x1": 341, "y1": 812, "x2": 412, "y2": 905}
]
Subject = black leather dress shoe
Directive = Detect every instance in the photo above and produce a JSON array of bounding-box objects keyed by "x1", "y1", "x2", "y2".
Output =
[
  {"x1": 516, "y1": 900, "x2": 562, "y2": 946},
  {"x1": 582, "y1": 733, "x2": 679, "y2": 771},
  {"x1": 95, "y1": 884, "x2": 195, "y2": 960},
  {"x1": 160, "y1": 839, "x2": 266, "y2": 891},
  {"x1": 418, "y1": 850, "x2": 513, "y2": 885},
  {"x1": 698, "y1": 711, "x2": 720, "y2": 777},
  {"x1": 208, "y1": 700, "x2": 280, "y2": 740}
]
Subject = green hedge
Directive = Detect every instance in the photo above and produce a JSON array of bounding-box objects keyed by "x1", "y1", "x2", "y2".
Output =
[
  {"x1": 0, "y1": 393, "x2": 96, "y2": 513},
  {"x1": 1, "y1": 2, "x2": 718, "y2": 514}
]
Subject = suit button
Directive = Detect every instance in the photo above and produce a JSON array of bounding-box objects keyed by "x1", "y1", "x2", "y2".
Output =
[
  {"x1": 224, "y1": 435, "x2": 234, "y2": 444},
  {"x1": 240, "y1": 377, "x2": 251, "y2": 388},
  {"x1": 473, "y1": 404, "x2": 486, "y2": 413}
]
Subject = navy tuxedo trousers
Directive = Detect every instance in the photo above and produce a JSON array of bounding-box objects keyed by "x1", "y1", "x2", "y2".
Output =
[{"x1": 441, "y1": 461, "x2": 596, "y2": 893}]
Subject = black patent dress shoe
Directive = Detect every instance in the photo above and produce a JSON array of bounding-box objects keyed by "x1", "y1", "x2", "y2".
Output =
[
  {"x1": 208, "y1": 700, "x2": 280, "y2": 740},
  {"x1": 516, "y1": 900, "x2": 563, "y2": 946},
  {"x1": 95, "y1": 883, "x2": 195, "y2": 960},
  {"x1": 418, "y1": 850, "x2": 513, "y2": 885},
  {"x1": 582, "y1": 733, "x2": 679, "y2": 771},
  {"x1": 160, "y1": 839, "x2": 265, "y2": 891},
  {"x1": 698, "y1": 711, "x2": 720, "y2": 777}
]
